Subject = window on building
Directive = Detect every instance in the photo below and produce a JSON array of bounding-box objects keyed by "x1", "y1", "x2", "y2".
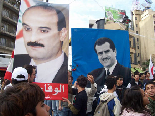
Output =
[
  {"x1": 137, "y1": 46, "x2": 139, "y2": 49},
  {"x1": 137, "y1": 38, "x2": 139, "y2": 42},
  {"x1": 130, "y1": 41, "x2": 131, "y2": 47},
  {"x1": 137, "y1": 53, "x2": 139, "y2": 57},
  {"x1": 136, "y1": 24, "x2": 138, "y2": 27},
  {"x1": 136, "y1": 31, "x2": 138, "y2": 34},
  {"x1": 138, "y1": 61, "x2": 140, "y2": 64},
  {"x1": 135, "y1": 17, "x2": 137, "y2": 20},
  {"x1": 154, "y1": 21, "x2": 155, "y2": 24}
]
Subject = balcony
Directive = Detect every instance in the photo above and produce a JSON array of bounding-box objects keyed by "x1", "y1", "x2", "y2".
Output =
[
  {"x1": 0, "y1": 45, "x2": 14, "y2": 51},
  {"x1": 2, "y1": 16, "x2": 17, "y2": 26},
  {"x1": 0, "y1": 37, "x2": 15, "y2": 51},
  {"x1": 0, "y1": 30, "x2": 16, "y2": 39},
  {"x1": 3, "y1": 0, "x2": 19, "y2": 14}
]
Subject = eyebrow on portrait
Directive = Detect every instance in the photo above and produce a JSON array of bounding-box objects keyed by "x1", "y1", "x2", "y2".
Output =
[
  {"x1": 98, "y1": 52, "x2": 103, "y2": 55},
  {"x1": 104, "y1": 50, "x2": 110, "y2": 53},
  {"x1": 22, "y1": 23, "x2": 29, "y2": 26},
  {"x1": 39, "y1": 27, "x2": 51, "y2": 30}
]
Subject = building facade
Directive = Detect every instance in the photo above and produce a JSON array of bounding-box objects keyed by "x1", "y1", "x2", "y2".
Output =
[
  {"x1": 138, "y1": 9, "x2": 155, "y2": 63},
  {"x1": 0, "y1": 0, "x2": 20, "y2": 54}
]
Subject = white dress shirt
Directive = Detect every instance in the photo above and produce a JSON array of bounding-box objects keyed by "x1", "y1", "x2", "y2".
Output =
[{"x1": 30, "y1": 52, "x2": 64, "y2": 83}]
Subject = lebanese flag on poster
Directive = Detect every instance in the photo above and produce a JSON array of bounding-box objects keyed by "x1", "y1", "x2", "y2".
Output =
[
  {"x1": 149, "y1": 55, "x2": 154, "y2": 79},
  {"x1": 4, "y1": 51, "x2": 14, "y2": 80}
]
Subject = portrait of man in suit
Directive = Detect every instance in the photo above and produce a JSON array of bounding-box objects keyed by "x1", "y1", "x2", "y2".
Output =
[
  {"x1": 14, "y1": 3, "x2": 68, "y2": 84},
  {"x1": 88, "y1": 37, "x2": 131, "y2": 91}
]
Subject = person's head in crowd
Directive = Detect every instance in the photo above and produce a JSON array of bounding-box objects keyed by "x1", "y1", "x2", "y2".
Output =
[
  {"x1": 68, "y1": 71, "x2": 71, "y2": 77},
  {"x1": 76, "y1": 75, "x2": 87, "y2": 88},
  {"x1": 11, "y1": 67, "x2": 28, "y2": 85},
  {"x1": 68, "y1": 76, "x2": 73, "y2": 86},
  {"x1": 105, "y1": 75, "x2": 117, "y2": 91},
  {"x1": 0, "y1": 83, "x2": 50, "y2": 116},
  {"x1": 22, "y1": 3, "x2": 68, "y2": 65},
  {"x1": 145, "y1": 71, "x2": 150, "y2": 79},
  {"x1": 145, "y1": 81, "x2": 155, "y2": 99},
  {"x1": 141, "y1": 87, "x2": 150, "y2": 106},
  {"x1": 121, "y1": 85, "x2": 150, "y2": 115},
  {"x1": 134, "y1": 70, "x2": 139, "y2": 82},
  {"x1": 94, "y1": 37, "x2": 116, "y2": 69},
  {"x1": 139, "y1": 73, "x2": 145, "y2": 80},
  {"x1": 116, "y1": 75, "x2": 123, "y2": 86},
  {"x1": 24, "y1": 65, "x2": 36, "y2": 83}
]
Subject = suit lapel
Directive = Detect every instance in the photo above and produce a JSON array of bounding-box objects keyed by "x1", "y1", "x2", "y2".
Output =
[{"x1": 112, "y1": 63, "x2": 120, "y2": 76}]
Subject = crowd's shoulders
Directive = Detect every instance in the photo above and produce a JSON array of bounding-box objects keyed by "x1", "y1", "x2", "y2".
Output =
[{"x1": 121, "y1": 109, "x2": 151, "y2": 116}]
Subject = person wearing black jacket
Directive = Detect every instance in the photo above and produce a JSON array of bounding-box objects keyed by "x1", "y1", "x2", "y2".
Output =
[
  {"x1": 116, "y1": 75, "x2": 126, "y2": 103},
  {"x1": 62, "y1": 75, "x2": 88, "y2": 116},
  {"x1": 127, "y1": 70, "x2": 143, "y2": 88}
]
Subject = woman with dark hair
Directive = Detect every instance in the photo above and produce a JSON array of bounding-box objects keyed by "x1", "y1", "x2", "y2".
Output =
[
  {"x1": 0, "y1": 82, "x2": 50, "y2": 116},
  {"x1": 121, "y1": 85, "x2": 150, "y2": 116}
]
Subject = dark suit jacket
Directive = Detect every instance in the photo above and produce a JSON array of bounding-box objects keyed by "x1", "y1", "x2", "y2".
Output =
[
  {"x1": 130, "y1": 78, "x2": 143, "y2": 88},
  {"x1": 13, "y1": 53, "x2": 68, "y2": 84},
  {"x1": 88, "y1": 62, "x2": 131, "y2": 92}
]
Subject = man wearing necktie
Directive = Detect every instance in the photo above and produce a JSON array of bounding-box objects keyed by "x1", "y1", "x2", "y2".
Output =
[{"x1": 88, "y1": 37, "x2": 131, "y2": 92}]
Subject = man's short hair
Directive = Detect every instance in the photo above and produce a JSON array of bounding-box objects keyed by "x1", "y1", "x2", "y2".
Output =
[
  {"x1": 105, "y1": 75, "x2": 116, "y2": 90},
  {"x1": 145, "y1": 71, "x2": 149, "y2": 75},
  {"x1": 134, "y1": 70, "x2": 139, "y2": 76},
  {"x1": 139, "y1": 73, "x2": 144, "y2": 77},
  {"x1": 116, "y1": 75, "x2": 123, "y2": 81},
  {"x1": 145, "y1": 81, "x2": 155, "y2": 90},
  {"x1": 0, "y1": 83, "x2": 45, "y2": 116},
  {"x1": 94, "y1": 37, "x2": 115, "y2": 53},
  {"x1": 77, "y1": 75, "x2": 87, "y2": 88},
  {"x1": 23, "y1": 3, "x2": 66, "y2": 31},
  {"x1": 24, "y1": 65, "x2": 36, "y2": 76}
]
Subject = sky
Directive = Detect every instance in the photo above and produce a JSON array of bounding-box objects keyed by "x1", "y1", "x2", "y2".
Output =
[{"x1": 43, "y1": 0, "x2": 155, "y2": 30}]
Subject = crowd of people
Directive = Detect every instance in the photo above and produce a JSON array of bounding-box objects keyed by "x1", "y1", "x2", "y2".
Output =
[{"x1": 0, "y1": 67, "x2": 155, "y2": 116}]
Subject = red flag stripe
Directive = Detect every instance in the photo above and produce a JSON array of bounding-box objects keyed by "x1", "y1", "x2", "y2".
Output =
[
  {"x1": 16, "y1": 30, "x2": 23, "y2": 40},
  {"x1": 4, "y1": 71, "x2": 12, "y2": 80},
  {"x1": 23, "y1": 0, "x2": 31, "y2": 8}
]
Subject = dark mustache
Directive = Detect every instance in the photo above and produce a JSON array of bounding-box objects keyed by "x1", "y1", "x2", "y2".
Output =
[
  {"x1": 27, "y1": 42, "x2": 44, "y2": 47},
  {"x1": 102, "y1": 57, "x2": 110, "y2": 61}
]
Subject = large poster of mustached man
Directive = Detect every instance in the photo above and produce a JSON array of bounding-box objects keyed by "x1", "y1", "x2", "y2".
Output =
[
  {"x1": 13, "y1": 0, "x2": 69, "y2": 100},
  {"x1": 72, "y1": 28, "x2": 131, "y2": 92}
]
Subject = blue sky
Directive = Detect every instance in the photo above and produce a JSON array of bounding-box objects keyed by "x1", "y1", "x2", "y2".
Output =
[{"x1": 43, "y1": 0, "x2": 155, "y2": 29}]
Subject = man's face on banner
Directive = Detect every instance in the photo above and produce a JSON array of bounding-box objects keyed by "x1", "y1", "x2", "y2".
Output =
[
  {"x1": 95, "y1": 42, "x2": 116, "y2": 69},
  {"x1": 22, "y1": 7, "x2": 62, "y2": 64}
]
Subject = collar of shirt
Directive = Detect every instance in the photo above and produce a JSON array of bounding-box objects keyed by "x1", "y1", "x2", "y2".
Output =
[
  {"x1": 30, "y1": 52, "x2": 64, "y2": 83},
  {"x1": 105, "y1": 60, "x2": 117, "y2": 75}
]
